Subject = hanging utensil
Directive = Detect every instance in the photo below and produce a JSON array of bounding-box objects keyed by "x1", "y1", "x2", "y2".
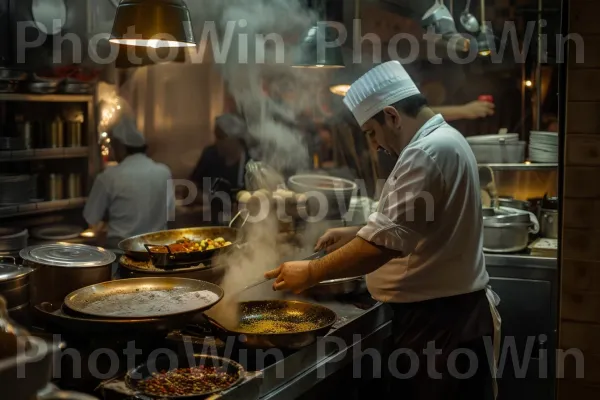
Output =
[{"x1": 460, "y1": 0, "x2": 480, "y2": 33}]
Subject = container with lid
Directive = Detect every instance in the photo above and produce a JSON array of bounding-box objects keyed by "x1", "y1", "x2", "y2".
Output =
[
  {"x1": 20, "y1": 243, "x2": 115, "y2": 305},
  {"x1": 0, "y1": 260, "x2": 32, "y2": 311},
  {"x1": 483, "y1": 207, "x2": 539, "y2": 253}
]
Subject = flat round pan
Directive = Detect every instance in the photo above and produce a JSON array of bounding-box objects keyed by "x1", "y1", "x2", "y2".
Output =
[
  {"x1": 64, "y1": 277, "x2": 224, "y2": 320},
  {"x1": 33, "y1": 302, "x2": 186, "y2": 336},
  {"x1": 208, "y1": 300, "x2": 337, "y2": 349},
  {"x1": 118, "y1": 227, "x2": 238, "y2": 262},
  {"x1": 126, "y1": 355, "x2": 245, "y2": 399}
]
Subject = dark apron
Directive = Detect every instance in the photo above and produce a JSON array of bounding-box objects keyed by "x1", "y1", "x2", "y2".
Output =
[{"x1": 386, "y1": 290, "x2": 495, "y2": 400}]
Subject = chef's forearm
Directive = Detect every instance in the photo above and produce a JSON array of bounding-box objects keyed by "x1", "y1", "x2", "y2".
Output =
[{"x1": 309, "y1": 237, "x2": 397, "y2": 282}]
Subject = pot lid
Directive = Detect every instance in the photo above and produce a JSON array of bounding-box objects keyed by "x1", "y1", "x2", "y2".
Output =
[
  {"x1": 483, "y1": 207, "x2": 531, "y2": 225},
  {"x1": 0, "y1": 263, "x2": 32, "y2": 281},
  {"x1": 20, "y1": 243, "x2": 116, "y2": 267}
]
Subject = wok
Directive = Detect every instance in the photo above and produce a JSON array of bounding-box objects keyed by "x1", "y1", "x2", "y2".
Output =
[
  {"x1": 208, "y1": 300, "x2": 337, "y2": 350},
  {"x1": 63, "y1": 277, "x2": 224, "y2": 320},
  {"x1": 118, "y1": 227, "x2": 239, "y2": 264}
]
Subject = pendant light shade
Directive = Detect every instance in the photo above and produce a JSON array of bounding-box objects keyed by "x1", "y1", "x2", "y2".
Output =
[
  {"x1": 293, "y1": 24, "x2": 345, "y2": 68},
  {"x1": 110, "y1": 0, "x2": 196, "y2": 48}
]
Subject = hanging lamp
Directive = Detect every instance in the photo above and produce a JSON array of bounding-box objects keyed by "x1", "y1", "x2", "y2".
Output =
[{"x1": 110, "y1": 0, "x2": 196, "y2": 48}]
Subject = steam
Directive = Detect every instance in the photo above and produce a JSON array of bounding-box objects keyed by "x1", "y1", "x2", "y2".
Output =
[
  {"x1": 190, "y1": 0, "x2": 328, "y2": 171},
  {"x1": 194, "y1": 0, "x2": 335, "y2": 326}
]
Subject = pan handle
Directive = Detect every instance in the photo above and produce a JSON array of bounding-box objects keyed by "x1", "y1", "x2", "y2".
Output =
[
  {"x1": 229, "y1": 208, "x2": 250, "y2": 229},
  {"x1": 143, "y1": 244, "x2": 173, "y2": 255}
]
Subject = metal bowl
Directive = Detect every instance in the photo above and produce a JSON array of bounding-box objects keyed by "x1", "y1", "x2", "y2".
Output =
[
  {"x1": 304, "y1": 277, "x2": 366, "y2": 297},
  {"x1": 126, "y1": 354, "x2": 245, "y2": 399}
]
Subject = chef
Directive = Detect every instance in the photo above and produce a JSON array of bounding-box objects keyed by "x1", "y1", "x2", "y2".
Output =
[
  {"x1": 189, "y1": 114, "x2": 250, "y2": 196},
  {"x1": 266, "y1": 61, "x2": 500, "y2": 400},
  {"x1": 83, "y1": 116, "x2": 175, "y2": 248}
]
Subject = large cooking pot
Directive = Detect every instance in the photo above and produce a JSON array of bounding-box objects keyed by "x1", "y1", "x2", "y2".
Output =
[
  {"x1": 0, "y1": 258, "x2": 33, "y2": 311},
  {"x1": 20, "y1": 244, "x2": 115, "y2": 305},
  {"x1": 288, "y1": 175, "x2": 358, "y2": 219},
  {"x1": 483, "y1": 207, "x2": 539, "y2": 253}
]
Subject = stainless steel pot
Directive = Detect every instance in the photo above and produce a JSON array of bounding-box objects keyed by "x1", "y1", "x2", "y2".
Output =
[
  {"x1": 20, "y1": 244, "x2": 115, "y2": 305},
  {"x1": 0, "y1": 258, "x2": 33, "y2": 310},
  {"x1": 540, "y1": 209, "x2": 559, "y2": 239},
  {"x1": 483, "y1": 207, "x2": 538, "y2": 253},
  {"x1": 288, "y1": 175, "x2": 358, "y2": 219}
]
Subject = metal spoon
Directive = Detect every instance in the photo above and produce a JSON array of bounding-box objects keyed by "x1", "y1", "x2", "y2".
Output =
[{"x1": 460, "y1": 0, "x2": 480, "y2": 33}]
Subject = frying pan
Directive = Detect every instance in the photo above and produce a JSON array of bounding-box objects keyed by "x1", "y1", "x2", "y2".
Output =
[
  {"x1": 208, "y1": 300, "x2": 337, "y2": 350},
  {"x1": 63, "y1": 277, "x2": 224, "y2": 319},
  {"x1": 125, "y1": 355, "x2": 245, "y2": 399},
  {"x1": 33, "y1": 302, "x2": 189, "y2": 336},
  {"x1": 118, "y1": 227, "x2": 239, "y2": 264}
]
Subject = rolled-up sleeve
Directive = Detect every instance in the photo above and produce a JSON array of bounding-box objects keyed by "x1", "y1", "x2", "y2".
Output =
[
  {"x1": 83, "y1": 175, "x2": 109, "y2": 225},
  {"x1": 358, "y1": 148, "x2": 444, "y2": 254}
]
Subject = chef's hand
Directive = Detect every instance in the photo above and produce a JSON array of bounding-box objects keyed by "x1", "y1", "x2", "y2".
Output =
[
  {"x1": 265, "y1": 261, "x2": 315, "y2": 294},
  {"x1": 461, "y1": 100, "x2": 495, "y2": 120},
  {"x1": 315, "y1": 226, "x2": 360, "y2": 253}
]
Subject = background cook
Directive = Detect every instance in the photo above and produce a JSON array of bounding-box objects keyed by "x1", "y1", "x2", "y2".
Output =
[{"x1": 83, "y1": 115, "x2": 175, "y2": 249}]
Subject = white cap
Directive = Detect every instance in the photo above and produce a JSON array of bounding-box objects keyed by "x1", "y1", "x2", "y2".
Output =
[
  {"x1": 111, "y1": 116, "x2": 145, "y2": 147},
  {"x1": 343, "y1": 61, "x2": 421, "y2": 127},
  {"x1": 216, "y1": 114, "x2": 247, "y2": 139}
]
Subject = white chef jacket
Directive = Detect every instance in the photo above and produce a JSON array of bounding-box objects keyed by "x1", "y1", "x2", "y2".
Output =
[
  {"x1": 83, "y1": 154, "x2": 175, "y2": 243},
  {"x1": 358, "y1": 115, "x2": 489, "y2": 303}
]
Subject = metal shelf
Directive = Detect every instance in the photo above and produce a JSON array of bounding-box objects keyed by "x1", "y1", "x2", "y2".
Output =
[
  {"x1": 0, "y1": 147, "x2": 89, "y2": 162},
  {"x1": 0, "y1": 197, "x2": 87, "y2": 219},
  {"x1": 0, "y1": 93, "x2": 93, "y2": 103},
  {"x1": 478, "y1": 163, "x2": 558, "y2": 171}
]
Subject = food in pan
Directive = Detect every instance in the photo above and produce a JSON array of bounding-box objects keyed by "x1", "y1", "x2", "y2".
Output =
[
  {"x1": 237, "y1": 319, "x2": 321, "y2": 334},
  {"x1": 152, "y1": 237, "x2": 232, "y2": 254},
  {"x1": 136, "y1": 366, "x2": 239, "y2": 396}
]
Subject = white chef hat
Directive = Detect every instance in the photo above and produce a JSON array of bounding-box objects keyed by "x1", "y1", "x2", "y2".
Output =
[
  {"x1": 343, "y1": 61, "x2": 421, "y2": 127},
  {"x1": 111, "y1": 116, "x2": 146, "y2": 147},
  {"x1": 216, "y1": 114, "x2": 247, "y2": 139}
]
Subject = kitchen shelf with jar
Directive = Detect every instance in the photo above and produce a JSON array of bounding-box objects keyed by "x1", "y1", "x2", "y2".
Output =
[
  {"x1": 0, "y1": 147, "x2": 89, "y2": 162},
  {"x1": 0, "y1": 197, "x2": 87, "y2": 219},
  {"x1": 0, "y1": 86, "x2": 99, "y2": 225}
]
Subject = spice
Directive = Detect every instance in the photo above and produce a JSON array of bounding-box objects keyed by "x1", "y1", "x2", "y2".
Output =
[
  {"x1": 238, "y1": 319, "x2": 320, "y2": 334},
  {"x1": 137, "y1": 366, "x2": 238, "y2": 396}
]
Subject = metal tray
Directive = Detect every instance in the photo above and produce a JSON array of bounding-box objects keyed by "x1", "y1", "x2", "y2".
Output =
[{"x1": 63, "y1": 277, "x2": 224, "y2": 319}]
